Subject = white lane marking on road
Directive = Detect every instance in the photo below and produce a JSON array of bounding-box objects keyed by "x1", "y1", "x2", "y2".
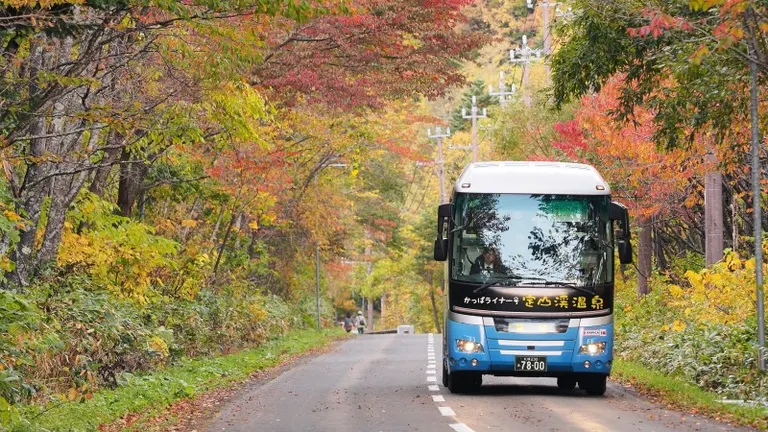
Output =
[
  {"x1": 431, "y1": 395, "x2": 445, "y2": 402},
  {"x1": 426, "y1": 369, "x2": 436, "y2": 374},
  {"x1": 428, "y1": 385, "x2": 440, "y2": 391},
  {"x1": 449, "y1": 423, "x2": 476, "y2": 432},
  {"x1": 427, "y1": 376, "x2": 437, "y2": 382},
  {"x1": 427, "y1": 363, "x2": 436, "y2": 369},
  {"x1": 438, "y1": 406, "x2": 456, "y2": 416}
]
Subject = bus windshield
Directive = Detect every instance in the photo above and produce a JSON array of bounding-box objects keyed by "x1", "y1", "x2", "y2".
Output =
[{"x1": 451, "y1": 193, "x2": 613, "y2": 286}]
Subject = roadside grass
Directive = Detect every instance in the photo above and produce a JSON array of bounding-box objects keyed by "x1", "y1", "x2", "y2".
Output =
[
  {"x1": 612, "y1": 359, "x2": 768, "y2": 430},
  {"x1": 13, "y1": 328, "x2": 346, "y2": 432}
]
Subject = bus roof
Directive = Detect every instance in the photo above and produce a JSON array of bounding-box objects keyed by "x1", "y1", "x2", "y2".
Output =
[{"x1": 453, "y1": 161, "x2": 611, "y2": 196}]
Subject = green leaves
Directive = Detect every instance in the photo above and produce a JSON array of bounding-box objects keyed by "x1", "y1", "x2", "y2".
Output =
[{"x1": 550, "y1": 0, "x2": 765, "y2": 149}]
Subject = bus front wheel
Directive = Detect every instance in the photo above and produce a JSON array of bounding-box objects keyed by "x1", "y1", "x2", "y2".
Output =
[
  {"x1": 580, "y1": 375, "x2": 607, "y2": 396},
  {"x1": 557, "y1": 377, "x2": 577, "y2": 390},
  {"x1": 446, "y1": 371, "x2": 482, "y2": 394}
]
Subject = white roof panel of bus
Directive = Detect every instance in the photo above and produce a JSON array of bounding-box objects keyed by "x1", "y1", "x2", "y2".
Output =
[{"x1": 453, "y1": 161, "x2": 611, "y2": 195}]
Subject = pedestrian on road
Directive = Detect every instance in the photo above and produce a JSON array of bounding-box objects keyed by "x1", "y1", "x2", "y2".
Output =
[
  {"x1": 355, "y1": 311, "x2": 366, "y2": 334},
  {"x1": 343, "y1": 313, "x2": 354, "y2": 333}
]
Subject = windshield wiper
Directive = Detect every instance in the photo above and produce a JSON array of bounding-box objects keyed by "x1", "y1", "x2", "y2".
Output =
[
  {"x1": 473, "y1": 275, "x2": 524, "y2": 294},
  {"x1": 518, "y1": 279, "x2": 596, "y2": 296}
]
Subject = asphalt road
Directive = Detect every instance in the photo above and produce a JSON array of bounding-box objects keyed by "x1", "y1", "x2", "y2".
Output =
[{"x1": 206, "y1": 333, "x2": 756, "y2": 432}]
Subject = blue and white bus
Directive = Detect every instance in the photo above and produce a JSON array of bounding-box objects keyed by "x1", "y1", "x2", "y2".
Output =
[{"x1": 433, "y1": 162, "x2": 632, "y2": 395}]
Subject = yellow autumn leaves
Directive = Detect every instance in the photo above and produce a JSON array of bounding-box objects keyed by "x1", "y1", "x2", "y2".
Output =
[{"x1": 666, "y1": 246, "x2": 768, "y2": 327}]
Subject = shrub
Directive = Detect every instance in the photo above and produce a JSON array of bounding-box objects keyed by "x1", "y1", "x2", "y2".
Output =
[{"x1": 616, "y1": 244, "x2": 768, "y2": 401}]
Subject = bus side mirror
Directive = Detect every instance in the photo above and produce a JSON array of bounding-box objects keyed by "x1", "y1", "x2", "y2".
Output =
[
  {"x1": 434, "y1": 203, "x2": 453, "y2": 261},
  {"x1": 609, "y1": 201, "x2": 632, "y2": 264}
]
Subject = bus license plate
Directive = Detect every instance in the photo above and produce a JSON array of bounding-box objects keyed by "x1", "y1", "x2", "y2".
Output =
[{"x1": 515, "y1": 356, "x2": 547, "y2": 372}]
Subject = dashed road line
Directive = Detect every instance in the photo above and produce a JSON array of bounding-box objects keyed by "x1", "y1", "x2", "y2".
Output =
[
  {"x1": 438, "y1": 406, "x2": 456, "y2": 416},
  {"x1": 428, "y1": 334, "x2": 471, "y2": 432},
  {"x1": 449, "y1": 423, "x2": 476, "y2": 432}
]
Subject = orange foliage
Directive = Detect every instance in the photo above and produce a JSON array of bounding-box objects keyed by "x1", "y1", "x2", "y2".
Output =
[{"x1": 553, "y1": 77, "x2": 706, "y2": 219}]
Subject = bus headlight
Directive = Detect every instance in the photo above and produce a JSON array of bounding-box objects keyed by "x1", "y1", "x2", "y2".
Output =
[
  {"x1": 456, "y1": 339, "x2": 484, "y2": 353},
  {"x1": 578, "y1": 342, "x2": 606, "y2": 355}
]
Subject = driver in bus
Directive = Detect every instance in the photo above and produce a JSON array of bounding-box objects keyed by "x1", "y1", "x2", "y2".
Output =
[{"x1": 469, "y1": 247, "x2": 506, "y2": 275}]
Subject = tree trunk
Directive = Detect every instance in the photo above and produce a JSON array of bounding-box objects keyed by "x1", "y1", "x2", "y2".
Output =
[
  {"x1": 36, "y1": 116, "x2": 101, "y2": 269},
  {"x1": 89, "y1": 132, "x2": 124, "y2": 197},
  {"x1": 212, "y1": 209, "x2": 239, "y2": 278},
  {"x1": 13, "y1": 39, "x2": 47, "y2": 286},
  {"x1": 380, "y1": 293, "x2": 386, "y2": 327},
  {"x1": 117, "y1": 147, "x2": 148, "y2": 217},
  {"x1": 652, "y1": 215, "x2": 668, "y2": 271},
  {"x1": 233, "y1": 212, "x2": 243, "y2": 249},
  {"x1": 367, "y1": 297, "x2": 374, "y2": 333},
  {"x1": 637, "y1": 215, "x2": 653, "y2": 298}
]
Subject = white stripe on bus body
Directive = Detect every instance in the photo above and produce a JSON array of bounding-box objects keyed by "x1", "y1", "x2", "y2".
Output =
[
  {"x1": 497, "y1": 340, "x2": 565, "y2": 347},
  {"x1": 499, "y1": 350, "x2": 562, "y2": 356}
]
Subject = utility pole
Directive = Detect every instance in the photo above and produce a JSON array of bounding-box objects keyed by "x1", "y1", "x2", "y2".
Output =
[
  {"x1": 461, "y1": 96, "x2": 487, "y2": 163},
  {"x1": 427, "y1": 126, "x2": 450, "y2": 204},
  {"x1": 747, "y1": 9, "x2": 765, "y2": 370},
  {"x1": 509, "y1": 35, "x2": 541, "y2": 106},
  {"x1": 527, "y1": 0, "x2": 557, "y2": 78},
  {"x1": 488, "y1": 71, "x2": 517, "y2": 107}
]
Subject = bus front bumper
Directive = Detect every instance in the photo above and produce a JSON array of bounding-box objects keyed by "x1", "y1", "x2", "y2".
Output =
[{"x1": 445, "y1": 318, "x2": 613, "y2": 376}]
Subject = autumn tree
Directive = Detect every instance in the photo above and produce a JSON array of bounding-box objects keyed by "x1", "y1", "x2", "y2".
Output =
[
  {"x1": 552, "y1": 77, "x2": 706, "y2": 296},
  {"x1": 550, "y1": 0, "x2": 768, "y2": 268}
]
